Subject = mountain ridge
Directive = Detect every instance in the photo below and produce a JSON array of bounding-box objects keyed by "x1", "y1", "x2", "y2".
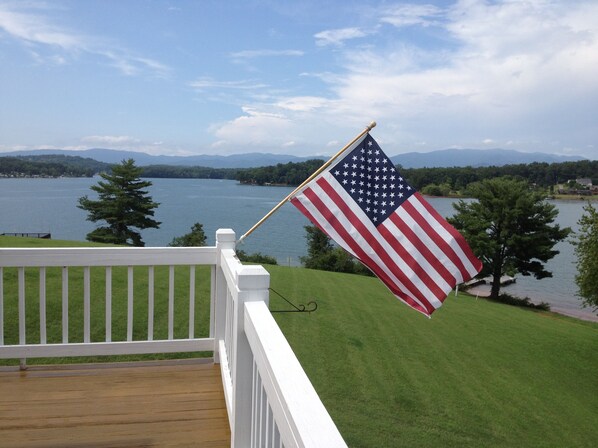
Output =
[{"x1": 1, "y1": 147, "x2": 587, "y2": 169}]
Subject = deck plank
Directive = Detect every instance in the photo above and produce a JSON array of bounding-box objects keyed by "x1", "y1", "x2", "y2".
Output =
[{"x1": 0, "y1": 360, "x2": 230, "y2": 447}]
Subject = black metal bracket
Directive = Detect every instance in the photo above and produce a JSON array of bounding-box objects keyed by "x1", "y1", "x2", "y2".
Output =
[{"x1": 269, "y1": 288, "x2": 318, "y2": 314}]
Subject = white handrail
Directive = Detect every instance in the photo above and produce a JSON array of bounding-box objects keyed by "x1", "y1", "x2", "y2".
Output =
[{"x1": 244, "y1": 301, "x2": 347, "y2": 448}]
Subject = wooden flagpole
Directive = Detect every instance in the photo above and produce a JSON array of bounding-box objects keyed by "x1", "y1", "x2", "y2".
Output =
[{"x1": 237, "y1": 121, "x2": 376, "y2": 244}]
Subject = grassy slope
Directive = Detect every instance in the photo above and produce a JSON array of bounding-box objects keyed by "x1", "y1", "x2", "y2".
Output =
[
  {"x1": 2, "y1": 237, "x2": 597, "y2": 447},
  {"x1": 267, "y1": 265, "x2": 597, "y2": 448}
]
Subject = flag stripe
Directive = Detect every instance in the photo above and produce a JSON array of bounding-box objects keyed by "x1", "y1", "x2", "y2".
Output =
[
  {"x1": 378, "y1": 216, "x2": 454, "y2": 293},
  {"x1": 412, "y1": 193, "x2": 483, "y2": 275},
  {"x1": 290, "y1": 132, "x2": 482, "y2": 316},
  {"x1": 315, "y1": 177, "x2": 439, "y2": 307},
  {"x1": 384, "y1": 213, "x2": 457, "y2": 288},
  {"x1": 304, "y1": 177, "x2": 439, "y2": 314},
  {"x1": 291, "y1": 192, "x2": 433, "y2": 316}
]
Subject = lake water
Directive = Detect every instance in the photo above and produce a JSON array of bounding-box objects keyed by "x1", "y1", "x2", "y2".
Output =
[{"x1": 1, "y1": 177, "x2": 595, "y2": 321}]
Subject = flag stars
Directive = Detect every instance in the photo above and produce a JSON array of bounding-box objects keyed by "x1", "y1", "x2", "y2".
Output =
[{"x1": 331, "y1": 136, "x2": 415, "y2": 227}]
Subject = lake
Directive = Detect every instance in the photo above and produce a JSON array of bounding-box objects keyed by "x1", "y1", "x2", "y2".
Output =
[{"x1": 1, "y1": 177, "x2": 595, "y2": 321}]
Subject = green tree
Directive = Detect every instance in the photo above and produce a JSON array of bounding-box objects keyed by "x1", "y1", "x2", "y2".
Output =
[
  {"x1": 300, "y1": 225, "x2": 372, "y2": 276},
  {"x1": 448, "y1": 177, "x2": 570, "y2": 299},
  {"x1": 169, "y1": 222, "x2": 207, "y2": 247},
  {"x1": 573, "y1": 203, "x2": 598, "y2": 312},
  {"x1": 78, "y1": 159, "x2": 160, "y2": 246}
]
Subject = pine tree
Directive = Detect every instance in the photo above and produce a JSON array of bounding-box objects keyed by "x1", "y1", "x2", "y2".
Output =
[
  {"x1": 169, "y1": 222, "x2": 206, "y2": 247},
  {"x1": 78, "y1": 159, "x2": 160, "y2": 246},
  {"x1": 448, "y1": 177, "x2": 570, "y2": 299}
]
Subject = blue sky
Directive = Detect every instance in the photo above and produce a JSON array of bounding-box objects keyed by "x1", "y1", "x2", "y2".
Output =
[{"x1": 0, "y1": 0, "x2": 596, "y2": 159}]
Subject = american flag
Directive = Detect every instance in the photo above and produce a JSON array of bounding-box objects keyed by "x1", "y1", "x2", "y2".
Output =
[{"x1": 290, "y1": 133, "x2": 482, "y2": 317}]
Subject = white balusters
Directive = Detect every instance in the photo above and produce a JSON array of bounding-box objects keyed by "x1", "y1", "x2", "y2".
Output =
[
  {"x1": 39, "y1": 267, "x2": 46, "y2": 344},
  {"x1": 62, "y1": 267, "x2": 68, "y2": 343},
  {"x1": 18, "y1": 268, "x2": 25, "y2": 345},
  {"x1": 168, "y1": 265, "x2": 174, "y2": 340},
  {"x1": 127, "y1": 266, "x2": 134, "y2": 341},
  {"x1": 105, "y1": 266, "x2": 112, "y2": 342},
  {"x1": 147, "y1": 266, "x2": 154, "y2": 341},
  {"x1": 189, "y1": 266, "x2": 195, "y2": 339},
  {"x1": 84, "y1": 267, "x2": 90, "y2": 343}
]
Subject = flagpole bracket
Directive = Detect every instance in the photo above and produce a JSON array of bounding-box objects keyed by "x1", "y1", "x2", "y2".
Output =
[{"x1": 269, "y1": 288, "x2": 318, "y2": 314}]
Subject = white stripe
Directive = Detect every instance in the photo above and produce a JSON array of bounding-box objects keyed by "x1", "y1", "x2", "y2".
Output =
[
  {"x1": 394, "y1": 205, "x2": 466, "y2": 283},
  {"x1": 295, "y1": 178, "x2": 436, "y2": 311},
  {"x1": 409, "y1": 195, "x2": 479, "y2": 277},
  {"x1": 380, "y1": 218, "x2": 453, "y2": 294},
  {"x1": 314, "y1": 176, "x2": 445, "y2": 308}
]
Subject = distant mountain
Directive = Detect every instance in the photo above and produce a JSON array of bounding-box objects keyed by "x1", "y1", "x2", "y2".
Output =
[
  {"x1": 391, "y1": 148, "x2": 586, "y2": 168},
  {"x1": 1, "y1": 147, "x2": 587, "y2": 169},
  {"x1": 0, "y1": 148, "x2": 325, "y2": 169}
]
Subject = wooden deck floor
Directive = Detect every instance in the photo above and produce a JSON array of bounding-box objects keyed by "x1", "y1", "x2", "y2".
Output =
[{"x1": 0, "y1": 359, "x2": 230, "y2": 447}]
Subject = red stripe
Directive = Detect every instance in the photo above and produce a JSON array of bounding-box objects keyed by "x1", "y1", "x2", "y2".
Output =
[
  {"x1": 386, "y1": 213, "x2": 457, "y2": 288},
  {"x1": 413, "y1": 193, "x2": 482, "y2": 274},
  {"x1": 401, "y1": 196, "x2": 471, "y2": 281},
  {"x1": 294, "y1": 189, "x2": 431, "y2": 315},
  {"x1": 378, "y1": 218, "x2": 453, "y2": 298},
  {"x1": 311, "y1": 178, "x2": 436, "y2": 315},
  {"x1": 376, "y1": 223, "x2": 447, "y2": 301}
]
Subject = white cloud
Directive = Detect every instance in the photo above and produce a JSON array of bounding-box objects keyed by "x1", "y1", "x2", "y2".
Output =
[
  {"x1": 189, "y1": 77, "x2": 268, "y2": 91},
  {"x1": 275, "y1": 96, "x2": 328, "y2": 112},
  {"x1": 206, "y1": 1, "x2": 598, "y2": 158},
  {"x1": 82, "y1": 135, "x2": 141, "y2": 145},
  {"x1": 0, "y1": 2, "x2": 170, "y2": 77},
  {"x1": 229, "y1": 49, "x2": 304, "y2": 59},
  {"x1": 380, "y1": 3, "x2": 442, "y2": 28},
  {"x1": 314, "y1": 27, "x2": 368, "y2": 46}
]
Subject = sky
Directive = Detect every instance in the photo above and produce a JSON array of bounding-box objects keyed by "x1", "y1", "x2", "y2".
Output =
[{"x1": 0, "y1": 0, "x2": 597, "y2": 159}]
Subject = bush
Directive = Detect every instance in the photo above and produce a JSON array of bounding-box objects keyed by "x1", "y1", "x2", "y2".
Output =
[
  {"x1": 492, "y1": 293, "x2": 551, "y2": 311},
  {"x1": 236, "y1": 250, "x2": 278, "y2": 265}
]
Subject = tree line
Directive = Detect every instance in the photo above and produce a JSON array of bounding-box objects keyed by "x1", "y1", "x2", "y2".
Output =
[
  {"x1": 4, "y1": 154, "x2": 597, "y2": 192},
  {"x1": 0, "y1": 155, "x2": 105, "y2": 177},
  {"x1": 76, "y1": 159, "x2": 598, "y2": 314}
]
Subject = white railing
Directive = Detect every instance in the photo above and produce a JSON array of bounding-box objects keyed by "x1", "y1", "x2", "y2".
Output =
[
  {"x1": 0, "y1": 228, "x2": 346, "y2": 447},
  {"x1": 0, "y1": 245, "x2": 217, "y2": 359}
]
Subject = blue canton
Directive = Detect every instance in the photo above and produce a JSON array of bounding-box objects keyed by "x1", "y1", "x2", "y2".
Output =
[{"x1": 330, "y1": 135, "x2": 415, "y2": 226}]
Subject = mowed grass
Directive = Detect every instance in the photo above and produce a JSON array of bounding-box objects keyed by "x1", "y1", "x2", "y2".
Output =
[
  {"x1": 2, "y1": 236, "x2": 597, "y2": 447},
  {"x1": 267, "y1": 265, "x2": 598, "y2": 448}
]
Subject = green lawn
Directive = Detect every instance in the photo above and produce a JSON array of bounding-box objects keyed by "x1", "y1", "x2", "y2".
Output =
[
  {"x1": 2, "y1": 236, "x2": 597, "y2": 447},
  {"x1": 267, "y1": 265, "x2": 598, "y2": 448}
]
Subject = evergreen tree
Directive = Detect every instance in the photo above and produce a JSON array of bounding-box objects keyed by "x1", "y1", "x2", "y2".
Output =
[
  {"x1": 78, "y1": 159, "x2": 160, "y2": 246},
  {"x1": 448, "y1": 177, "x2": 570, "y2": 299},
  {"x1": 169, "y1": 222, "x2": 207, "y2": 247},
  {"x1": 573, "y1": 203, "x2": 598, "y2": 312}
]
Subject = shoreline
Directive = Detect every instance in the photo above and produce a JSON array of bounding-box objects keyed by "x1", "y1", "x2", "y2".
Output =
[{"x1": 465, "y1": 285, "x2": 598, "y2": 323}]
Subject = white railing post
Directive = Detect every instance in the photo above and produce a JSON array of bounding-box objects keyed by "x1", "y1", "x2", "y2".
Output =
[
  {"x1": 231, "y1": 264, "x2": 270, "y2": 448},
  {"x1": 213, "y1": 229, "x2": 236, "y2": 364}
]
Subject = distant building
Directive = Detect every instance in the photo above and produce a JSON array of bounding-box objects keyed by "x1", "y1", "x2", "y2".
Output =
[{"x1": 576, "y1": 178, "x2": 593, "y2": 187}]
